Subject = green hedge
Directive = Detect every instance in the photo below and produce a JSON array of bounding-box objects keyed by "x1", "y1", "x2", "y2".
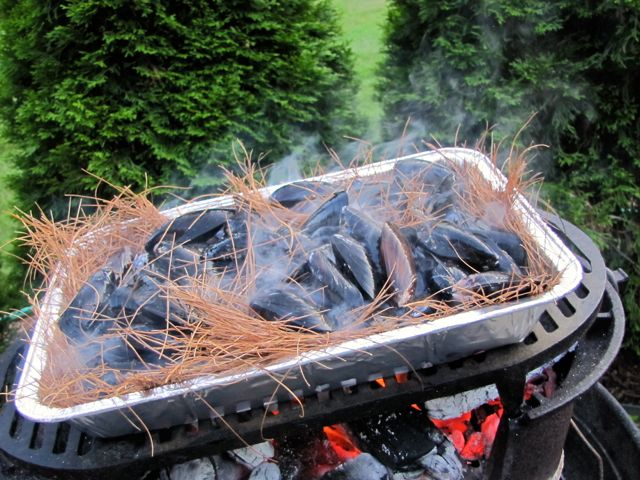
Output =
[
  {"x1": 379, "y1": 0, "x2": 640, "y2": 353},
  {"x1": 0, "y1": 0, "x2": 361, "y2": 210},
  {"x1": 0, "y1": 0, "x2": 362, "y2": 313}
]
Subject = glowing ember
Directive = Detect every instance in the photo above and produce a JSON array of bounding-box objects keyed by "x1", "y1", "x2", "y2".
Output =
[
  {"x1": 431, "y1": 400, "x2": 503, "y2": 461},
  {"x1": 323, "y1": 425, "x2": 361, "y2": 461}
]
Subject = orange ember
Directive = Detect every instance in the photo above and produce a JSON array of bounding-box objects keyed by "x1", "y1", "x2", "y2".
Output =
[
  {"x1": 430, "y1": 400, "x2": 503, "y2": 461},
  {"x1": 323, "y1": 425, "x2": 361, "y2": 462}
]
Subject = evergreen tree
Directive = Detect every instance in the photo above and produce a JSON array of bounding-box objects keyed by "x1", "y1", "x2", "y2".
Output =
[
  {"x1": 0, "y1": 0, "x2": 361, "y2": 210},
  {"x1": 379, "y1": 0, "x2": 640, "y2": 353},
  {"x1": 0, "y1": 0, "x2": 361, "y2": 314}
]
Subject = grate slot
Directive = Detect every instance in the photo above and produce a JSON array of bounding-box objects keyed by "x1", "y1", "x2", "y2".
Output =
[
  {"x1": 291, "y1": 390, "x2": 305, "y2": 410},
  {"x1": 370, "y1": 378, "x2": 385, "y2": 390},
  {"x1": 394, "y1": 367, "x2": 410, "y2": 384},
  {"x1": 341, "y1": 379, "x2": 358, "y2": 395},
  {"x1": 448, "y1": 359, "x2": 465, "y2": 370},
  {"x1": 9, "y1": 410, "x2": 22, "y2": 439},
  {"x1": 316, "y1": 384, "x2": 330, "y2": 403},
  {"x1": 394, "y1": 372, "x2": 409, "y2": 384},
  {"x1": 157, "y1": 428, "x2": 172, "y2": 444},
  {"x1": 523, "y1": 331, "x2": 538, "y2": 345},
  {"x1": 576, "y1": 254, "x2": 593, "y2": 273},
  {"x1": 539, "y1": 312, "x2": 559, "y2": 333},
  {"x1": 0, "y1": 348, "x2": 23, "y2": 408},
  {"x1": 209, "y1": 416, "x2": 222, "y2": 430},
  {"x1": 77, "y1": 433, "x2": 94, "y2": 456},
  {"x1": 263, "y1": 399, "x2": 279, "y2": 416},
  {"x1": 557, "y1": 297, "x2": 577, "y2": 317},
  {"x1": 574, "y1": 283, "x2": 590, "y2": 299},
  {"x1": 52, "y1": 423, "x2": 70, "y2": 454},
  {"x1": 29, "y1": 423, "x2": 43, "y2": 450},
  {"x1": 421, "y1": 365, "x2": 438, "y2": 376},
  {"x1": 236, "y1": 410, "x2": 252, "y2": 423},
  {"x1": 471, "y1": 352, "x2": 487, "y2": 363}
]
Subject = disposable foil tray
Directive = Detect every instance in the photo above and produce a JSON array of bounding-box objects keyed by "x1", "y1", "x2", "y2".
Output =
[{"x1": 15, "y1": 148, "x2": 583, "y2": 437}]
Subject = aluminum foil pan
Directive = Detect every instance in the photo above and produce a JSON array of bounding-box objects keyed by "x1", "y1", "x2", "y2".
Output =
[{"x1": 15, "y1": 148, "x2": 583, "y2": 437}]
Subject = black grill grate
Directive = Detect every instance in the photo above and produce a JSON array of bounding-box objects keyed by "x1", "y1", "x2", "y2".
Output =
[{"x1": 0, "y1": 215, "x2": 614, "y2": 478}]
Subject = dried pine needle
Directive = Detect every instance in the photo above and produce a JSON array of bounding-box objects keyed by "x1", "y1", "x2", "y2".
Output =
[{"x1": 15, "y1": 143, "x2": 560, "y2": 409}]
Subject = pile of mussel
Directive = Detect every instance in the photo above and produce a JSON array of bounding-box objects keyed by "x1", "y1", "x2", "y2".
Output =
[{"x1": 58, "y1": 159, "x2": 531, "y2": 373}]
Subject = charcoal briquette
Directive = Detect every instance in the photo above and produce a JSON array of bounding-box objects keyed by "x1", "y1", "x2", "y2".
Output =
[{"x1": 348, "y1": 408, "x2": 437, "y2": 470}]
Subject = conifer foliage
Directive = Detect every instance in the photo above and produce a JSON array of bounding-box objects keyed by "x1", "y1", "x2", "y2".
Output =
[
  {"x1": 379, "y1": 0, "x2": 640, "y2": 353},
  {"x1": 0, "y1": 0, "x2": 360, "y2": 209}
]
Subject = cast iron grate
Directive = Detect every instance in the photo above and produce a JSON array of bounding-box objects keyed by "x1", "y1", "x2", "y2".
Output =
[{"x1": 0, "y1": 215, "x2": 610, "y2": 478}]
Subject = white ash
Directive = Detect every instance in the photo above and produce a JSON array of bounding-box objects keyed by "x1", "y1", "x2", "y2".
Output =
[
  {"x1": 392, "y1": 470, "x2": 427, "y2": 479},
  {"x1": 249, "y1": 462, "x2": 281, "y2": 480},
  {"x1": 161, "y1": 458, "x2": 215, "y2": 480},
  {"x1": 322, "y1": 453, "x2": 390, "y2": 480},
  {"x1": 419, "y1": 426, "x2": 464, "y2": 480},
  {"x1": 426, "y1": 385, "x2": 499, "y2": 419},
  {"x1": 229, "y1": 441, "x2": 275, "y2": 469},
  {"x1": 211, "y1": 454, "x2": 248, "y2": 480},
  {"x1": 417, "y1": 445, "x2": 464, "y2": 480}
]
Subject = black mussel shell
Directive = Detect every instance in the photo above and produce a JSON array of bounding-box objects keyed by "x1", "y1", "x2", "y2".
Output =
[
  {"x1": 250, "y1": 288, "x2": 331, "y2": 333},
  {"x1": 331, "y1": 234, "x2": 376, "y2": 299},
  {"x1": 145, "y1": 209, "x2": 232, "y2": 255},
  {"x1": 441, "y1": 208, "x2": 473, "y2": 226},
  {"x1": 340, "y1": 206, "x2": 384, "y2": 280},
  {"x1": 310, "y1": 225, "x2": 341, "y2": 244},
  {"x1": 308, "y1": 248, "x2": 364, "y2": 308},
  {"x1": 412, "y1": 248, "x2": 436, "y2": 299},
  {"x1": 80, "y1": 336, "x2": 135, "y2": 369},
  {"x1": 470, "y1": 227, "x2": 527, "y2": 268},
  {"x1": 60, "y1": 246, "x2": 137, "y2": 339},
  {"x1": 151, "y1": 243, "x2": 202, "y2": 282},
  {"x1": 111, "y1": 274, "x2": 188, "y2": 326},
  {"x1": 270, "y1": 181, "x2": 335, "y2": 209},
  {"x1": 380, "y1": 223, "x2": 417, "y2": 306},
  {"x1": 392, "y1": 159, "x2": 455, "y2": 193},
  {"x1": 418, "y1": 222, "x2": 499, "y2": 271},
  {"x1": 302, "y1": 191, "x2": 349, "y2": 234},
  {"x1": 425, "y1": 191, "x2": 456, "y2": 215},
  {"x1": 58, "y1": 268, "x2": 116, "y2": 340},
  {"x1": 117, "y1": 320, "x2": 179, "y2": 360},
  {"x1": 426, "y1": 260, "x2": 466, "y2": 301},
  {"x1": 204, "y1": 232, "x2": 248, "y2": 263},
  {"x1": 452, "y1": 271, "x2": 526, "y2": 302}
]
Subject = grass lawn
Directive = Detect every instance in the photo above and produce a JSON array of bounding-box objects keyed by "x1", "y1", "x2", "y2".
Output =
[{"x1": 332, "y1": 0, "x2": 387, "y2": 142}]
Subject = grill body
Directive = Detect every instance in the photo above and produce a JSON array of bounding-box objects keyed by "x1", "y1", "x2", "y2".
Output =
[{"x1": 1, "y1": 216, "x2": 636, "y2": 479}]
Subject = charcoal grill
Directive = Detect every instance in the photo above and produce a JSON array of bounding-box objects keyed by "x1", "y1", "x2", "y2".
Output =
[{"x1": 1, "y1": 215, "x2": 637, "y2": 480}]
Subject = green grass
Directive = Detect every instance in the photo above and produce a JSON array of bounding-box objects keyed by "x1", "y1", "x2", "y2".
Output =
[{"x1": 332, "y1": 0, "x2": 387, "y2": 142}]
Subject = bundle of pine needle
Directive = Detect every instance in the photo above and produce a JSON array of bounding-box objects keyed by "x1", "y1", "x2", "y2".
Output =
[{"x1": 14, "y1": 144, "x2": 559, "y2": 409}]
